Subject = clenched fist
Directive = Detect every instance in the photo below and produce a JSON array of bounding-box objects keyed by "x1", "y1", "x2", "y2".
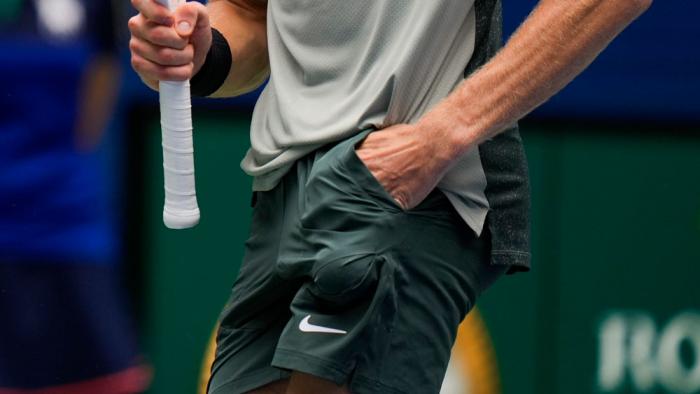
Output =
[{"x1": 128, "y1": 0, "x2": 212, "y2": 90}]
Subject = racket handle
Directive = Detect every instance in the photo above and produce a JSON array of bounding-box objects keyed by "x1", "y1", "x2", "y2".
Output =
[
  {"x1": 160, "y1": 80, "x2": 200, "y2": 229},
  {"x1": 155, "y1": 0, "x2": 199, "y2": 229}
]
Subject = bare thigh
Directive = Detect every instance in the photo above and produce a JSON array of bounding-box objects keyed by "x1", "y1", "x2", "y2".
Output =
[
  {"x1": 245, "y1": 379, "x2": 289, "y2": 394},
  {"x1": 246, "y1": 373, "x2": 350, "y2": 394},
  {"x1": 286, "y1": 372, "x2": 351, "y2": 394}
]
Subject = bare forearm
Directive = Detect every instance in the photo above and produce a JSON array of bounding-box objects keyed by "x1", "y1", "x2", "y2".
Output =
[
  {"x1": 208, "y1": 0, "x2": 269, "y2": 97},
  {"x1": 421, "y1": 0, "x2": 652, "y2": 158}
]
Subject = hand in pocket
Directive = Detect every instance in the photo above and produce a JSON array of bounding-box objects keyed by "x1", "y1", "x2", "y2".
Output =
[{"x1": 354, "y1": 124, "x2": 455, "y2": 210}]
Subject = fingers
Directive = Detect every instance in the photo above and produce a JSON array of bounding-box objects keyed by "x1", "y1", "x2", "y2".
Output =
[
  {"x1": 129, "y1": 15, "x2": 188, "y2": 49},
  {"x1": 174, "y1": 2, "x2": 213, "y2": 75},
  {"x1": 173, "y1": 2, "x2": 210, "y2": 37},
  {"x1": 128, "y1": 12, "x2": 194, "y2": 82},
  {"x1": 129, "y1": 17, "x2": 194, "y2": 81},
  {"x1": 130, "y1": 36, "x2": 194, "y2": 66},
  {"x1": 130, "y1": 0, "x2": 173, "y2": 26},
  {"x1": 129, "y1": 0, "x2": 211, "y2": 84},
  {"x1": 131, "y1": 54, "x2": 194, "y2": 82}
]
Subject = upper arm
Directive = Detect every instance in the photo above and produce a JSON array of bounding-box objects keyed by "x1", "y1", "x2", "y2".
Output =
[
  {"x1": 208, "y1": 0, "x2": 267, "y2": 30},
  {"x1": 214, "y1": 0, "x2": 267, "y2": 17},
  {"x1": 227, "y1": 0, "x2": 267, "y2": 9},
  {"x1": 207, "y1": 0, "x2": 270, "y2": 97}
]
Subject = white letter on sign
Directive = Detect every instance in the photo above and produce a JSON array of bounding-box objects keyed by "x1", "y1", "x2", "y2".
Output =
[
  {"x1": 656, "y1": 312, "x2": 700, "y2": 394},
  {"x1": 598, "y1": 312, "x2": 656, "y2": 392}
]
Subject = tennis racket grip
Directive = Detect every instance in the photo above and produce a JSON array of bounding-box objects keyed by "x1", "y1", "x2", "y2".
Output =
[{"x1": 157, "y1": 0, "x2": 199, "y2": 229}]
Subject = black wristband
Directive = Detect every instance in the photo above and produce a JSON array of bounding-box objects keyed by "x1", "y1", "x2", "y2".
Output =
[{"x1": 190, "y1": 28, "x2": 232, "y2": 97}]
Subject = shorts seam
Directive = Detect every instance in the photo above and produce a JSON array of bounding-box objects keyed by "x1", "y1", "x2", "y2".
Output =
[
  {"x1": 272, "y1": 350, "x2": 409, "y2": 394},
  {"x1": 217, "y1": 325, "x2": 264, "y2": 333},
  {"x1": 208, "y1": 366, "x2": 289, "y2": 394},
  {"x1": 272, "y1": 348, "x2": 349, "y2": 383},
  {"x1": 351, "y1": 374, "x2": 409, "y2": 394}
]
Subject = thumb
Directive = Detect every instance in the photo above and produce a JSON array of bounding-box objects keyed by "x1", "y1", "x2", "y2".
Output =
[{"x1": 174, "y1": 1, "x2": 209, "y2": 37}]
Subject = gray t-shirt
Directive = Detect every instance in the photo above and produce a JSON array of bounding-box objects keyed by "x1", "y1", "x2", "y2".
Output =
[{"x1": 241, "y1": 0, "x2": 490, "y2": 234}]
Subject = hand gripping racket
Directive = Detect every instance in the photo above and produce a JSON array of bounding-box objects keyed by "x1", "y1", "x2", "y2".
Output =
[{"x1": 155, "y1": 0, "x2": 200, "y2": 229}]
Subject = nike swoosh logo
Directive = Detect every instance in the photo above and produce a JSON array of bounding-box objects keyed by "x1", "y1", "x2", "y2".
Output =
[{"x1": 298, "y1": 315, "x2": 347, "y2": 335}]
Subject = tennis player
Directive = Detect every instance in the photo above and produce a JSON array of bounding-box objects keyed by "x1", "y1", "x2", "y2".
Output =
[{"x1": 129, "y1": 0, "x2": 652, "y2": 393}]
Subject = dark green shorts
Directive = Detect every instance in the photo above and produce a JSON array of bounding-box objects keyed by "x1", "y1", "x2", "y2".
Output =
[{"x1": 208, "y1": 131, "x2": 506, "y2": 394}]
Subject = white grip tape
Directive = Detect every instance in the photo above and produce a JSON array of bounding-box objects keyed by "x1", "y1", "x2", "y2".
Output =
[
  {"x1": 156, "y1": 0, "x2": 199, "y2": 229},
  {"x1": 160, "y1": 79, "x2": 199, "y2": 229},
  {"x1": 154, "y1": 0, "x2": 184, "y2": 11}
]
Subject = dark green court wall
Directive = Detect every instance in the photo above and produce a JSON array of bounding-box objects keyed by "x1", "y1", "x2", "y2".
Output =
[
  {"x1": 140, "y1": 114, "x2": 254, "y2": 394},
  {"x1": 137, "y1": 113, "x2": 700, "y2": 394},
  {"x1": 478, "y1": 126, "x2": 700, "y2": 394}
]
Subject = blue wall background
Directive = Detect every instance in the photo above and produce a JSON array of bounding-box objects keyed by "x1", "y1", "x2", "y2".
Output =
[{"x1": 503, "y1": 1, "x2": 699, "y2": 122}]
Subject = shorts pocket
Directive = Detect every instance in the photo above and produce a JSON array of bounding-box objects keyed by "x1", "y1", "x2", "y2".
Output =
[
  {"x1": 338, "y1": 131, "x2": 454, "y2": 217},
  {"x1": 337, "y1": 132, "x2": 406, "y2": 213},
  {"x1": 299, "y1": 134, "x2": 400, "y2": 232}
]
